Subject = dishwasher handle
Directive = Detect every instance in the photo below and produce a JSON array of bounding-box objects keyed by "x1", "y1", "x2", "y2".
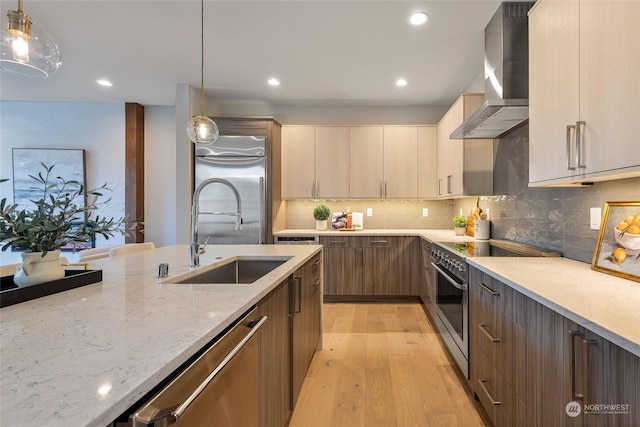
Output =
[
  {"x1": 131, "y1": 314, "x2": 268, "y2": 426},
  {"x1": 171, "y1": 315, "x2": 268, "y2": 423}
]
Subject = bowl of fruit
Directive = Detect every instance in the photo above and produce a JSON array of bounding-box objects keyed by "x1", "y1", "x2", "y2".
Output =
[{"x1": 614, "y1": 214, "x2": 640, "y2": 251}]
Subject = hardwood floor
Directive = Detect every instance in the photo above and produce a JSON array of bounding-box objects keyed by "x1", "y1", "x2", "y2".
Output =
[{"x1": 289, "y1": 303, "x2": 486, "y2": 427}]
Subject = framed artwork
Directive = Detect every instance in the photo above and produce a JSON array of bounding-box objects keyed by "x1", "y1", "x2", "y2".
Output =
[
  {"x1": 591, "y1": 201, "x2": 640, "y2": 282},
  {"x1": 11, "y1": 148, "x2": 93, "y2": 251}
]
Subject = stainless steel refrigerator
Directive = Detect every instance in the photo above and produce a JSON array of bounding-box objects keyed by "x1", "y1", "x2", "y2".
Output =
[{"x1": 194, "y1": 135, "x2": 266, "y2": 244}]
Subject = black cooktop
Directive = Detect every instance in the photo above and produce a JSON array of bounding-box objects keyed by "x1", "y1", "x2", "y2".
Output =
[{"x1": 436, "y1": 240, "x2": 560, "y2": 258}]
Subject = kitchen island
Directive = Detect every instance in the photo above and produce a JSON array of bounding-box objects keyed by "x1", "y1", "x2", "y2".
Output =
[{"x1": 0, "y1": 244, "x2": 321, "y2": 427}]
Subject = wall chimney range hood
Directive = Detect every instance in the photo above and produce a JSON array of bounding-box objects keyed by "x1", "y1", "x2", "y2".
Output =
[{"x1": 451, "y1": 2, "x2": 534, "y2": 139}]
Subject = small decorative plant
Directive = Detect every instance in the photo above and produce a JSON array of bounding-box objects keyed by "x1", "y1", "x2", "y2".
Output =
[
  {"x1": 452, "y1": 215, "x2": 468, "y2": 228},
  {"x1": 313, "y1": 204, "x2": 331, "y2": 221},
  {"x1": 0, "y1": 163, "x2": 135, "y2": 256}
]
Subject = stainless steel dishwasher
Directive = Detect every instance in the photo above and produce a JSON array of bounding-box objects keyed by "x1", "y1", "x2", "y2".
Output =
[{"x1": 129, "y1": 308, "x2": 267, "y2": 427}]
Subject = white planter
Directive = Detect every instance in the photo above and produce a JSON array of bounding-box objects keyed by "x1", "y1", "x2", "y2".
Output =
[
  {"x1": 315, "y1": 220, "x2": 328, "y2": 231},
  {"x1": 454, "y1": 227, "x2": 467, "y2": 236},
  {"x1": 13, "y1": 250, "x2": 65, "y2": 287}
]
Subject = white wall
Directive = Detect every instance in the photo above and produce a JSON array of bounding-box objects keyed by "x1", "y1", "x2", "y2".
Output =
[
  {"x1": 0, "y1": 101, "x2": 126, "y2": 264},
  {"x1": 144, "y1": 105, "x2": 177, "y2": 247}
]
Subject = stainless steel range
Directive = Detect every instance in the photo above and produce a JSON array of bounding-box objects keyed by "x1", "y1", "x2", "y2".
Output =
[{"x1": 430, "y1": 240, "x2": 559, "y2": 378}]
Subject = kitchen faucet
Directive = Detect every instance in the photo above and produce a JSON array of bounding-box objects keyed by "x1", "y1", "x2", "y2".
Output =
[{"x1": 190, "y1": 178, "x2": 242, "y2": 268}]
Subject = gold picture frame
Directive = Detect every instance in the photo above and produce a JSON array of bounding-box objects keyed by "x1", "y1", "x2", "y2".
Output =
[{"x1": 591, "y1": 201, "x2": 640, "y2": 282}]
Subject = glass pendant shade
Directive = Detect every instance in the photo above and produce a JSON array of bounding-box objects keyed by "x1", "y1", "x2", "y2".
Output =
[
  {"x1": 1, "y1": 3, "x2": 61, "y2": 78},
  {"x1": 187, "y1": 115, "x2": 219, "y2": 145},
  {"x1": 187, "y1": 0, "x2": 218, "y2": 145}
]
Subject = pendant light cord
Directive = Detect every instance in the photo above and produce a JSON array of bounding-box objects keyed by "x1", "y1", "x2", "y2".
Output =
[{"x1": 199, "y1": 0, "x2": 205, "y2": 116}]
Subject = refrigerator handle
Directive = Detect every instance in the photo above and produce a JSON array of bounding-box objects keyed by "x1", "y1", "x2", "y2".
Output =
[{"x1": 259, "y1": 177, "x2": 265, "y2": 244}]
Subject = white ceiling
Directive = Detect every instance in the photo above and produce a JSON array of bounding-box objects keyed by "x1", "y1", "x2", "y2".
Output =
[{"x1": 0, "y1": 0, "x2": 503, "y2": 109}]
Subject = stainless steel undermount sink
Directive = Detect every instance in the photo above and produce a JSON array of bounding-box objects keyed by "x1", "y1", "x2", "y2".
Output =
[{"x1": 175, "y1": 257, "x2": 292, "y2": 284}]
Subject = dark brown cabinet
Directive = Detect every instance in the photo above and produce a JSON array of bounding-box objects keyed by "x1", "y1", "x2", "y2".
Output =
[
  {"x1": 257, "y1": 278, "x2": 292, "y2": 427},
  {"x1": 419, "y1": 238, "x2": 435, "y2": 318},
  {"x1": 292, "y1": 253, "x2": 322, "y2": 407},
  {"x1": 321, "y1": 235, "x2": 420, "y2": 299},
  {"x1": 531, "y1": 309, "x2": 639, "y2": 427},
  {"x1": 258, "y1": 253, "x2": 323, "y2": 427},
  {"x1": 469, "y1": 267, "x2": 532, "y2": 427},
  {"x1": 320, "y1": 236, "x2": 358, "y2": 296},
  {"x1": 469, "y1": 265, "x2": 640, "y2": 427}
]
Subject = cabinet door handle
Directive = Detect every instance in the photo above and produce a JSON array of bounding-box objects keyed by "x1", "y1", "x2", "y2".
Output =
[
  {"x1": 582, "y1": 338, "x2": 597, "y2": 405},
  {"x1": 478, "y1": 283, "x2": 500, "y2": 296},
  {"x1": 576, "y1": 121, "x2": 586, "y2": 168},
  {"x1": 566, "y1": 125, "x2": 576, "y2": 170},
  {"x1": 294, "y1": 275, "x2": 302, "y2": 313},
  {"x1": 478, "y1": 323, "x2": 501, "y2": 342},
  {"x1": 380, "y1": 182, "x2": 384, "y2": 198},
  {"x1": 316, "y1": 182, "x2": 320, "y2": 197},
  {"x1": 478, "y1": 379, "x2": 501, "y2": 406},
  {"x1": 447, "y1": 175, "x2": 453, "y2": 194},
  {"x1": 568, "y1": 330, "x2": 584, "y2": 400},
  {"x1": 384, "y1": 181, "x2": 388, "y2": 198},
  {"x1": 438, "y1": 179, "x2": 442, "y2": 196}
]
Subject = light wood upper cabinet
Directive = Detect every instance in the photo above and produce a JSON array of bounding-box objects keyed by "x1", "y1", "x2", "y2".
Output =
[
  {"x1": 349, "y1": 127, "x2": 384, "y2": 198},
  {"x1": 418, "y1": 126, "x2": 438, "y2": 199},
  {"x1": 281, "y1": 126, "x2": 316, "y2": 198},
  {"x1": 383, "y1": 127, "x2": 418, "y2": 198},
  {"x1": 283, "y1": 125, "x2": 433, "y2": 199},
  {"x1": 529, "y1": 0, "x2": 640, "y2": 185},
  {"x1": 436, "y1": 94, "x2": 493, "y2": 198},
  {"x1": 315, "y1": 127, "x2": 349, "y2": 198},
  {"x1": 281, "y1": 126, "x2": 349, "y2": 198}
]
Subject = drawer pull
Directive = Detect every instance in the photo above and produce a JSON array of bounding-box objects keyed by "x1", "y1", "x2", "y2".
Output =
[
  {"x1": 370, "y1": 240, "x2": 388, "y2": 244},
  {"x1": 478, "y1": 323, "x2": 501, "y2": 342},
  {"x1": 329, "y1": 240, "x2": 348, "y2": 244},
  {"x1": 479, "y1": 283, "x2": 499, "y2": 296},
  {"x1": 478, "y1": 379, "x2": 501, "y2": 406},
  {"x1": 568, "y1": 330, "x2": 584, "y2": 400}
]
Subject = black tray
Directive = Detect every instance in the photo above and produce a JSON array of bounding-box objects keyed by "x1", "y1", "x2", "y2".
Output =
[{"x1": 0, "y1": 269, "x2": 103, "y2": 308}]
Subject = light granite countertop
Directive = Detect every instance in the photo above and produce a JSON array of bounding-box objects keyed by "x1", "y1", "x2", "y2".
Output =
[{"x1": 0, "y1": 244, "x2": 321, "y2": 427}]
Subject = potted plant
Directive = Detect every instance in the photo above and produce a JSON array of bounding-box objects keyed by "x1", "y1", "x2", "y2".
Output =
[
  {"x1": 313, "y1": 204, "x2": 330, "y2": 231},
  {"x1": 452, "y1": 215, "x2": 468, "y2": 236},
  {"x1": 0, "y1": 163, "x2": 135, "y2": 287}
]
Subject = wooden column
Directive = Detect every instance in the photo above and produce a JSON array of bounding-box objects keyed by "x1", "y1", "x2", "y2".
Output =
[{"x1": 125, "y1": 103, "x2": 144, "y2": 243}]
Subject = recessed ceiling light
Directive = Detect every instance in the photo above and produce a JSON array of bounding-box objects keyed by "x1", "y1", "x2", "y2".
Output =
[
  {"x1": 267, "y1": 78, "x2": 280, "y2": 86},
  {"x1": 409, "y1": 12, "x2": 428, "y2": 26},
  {"x1": 396, "y1": 78, "x2": 408, "y2": 87},
  {"x1": 96, "y1": 79, "x2": 112, "y2": 87}
]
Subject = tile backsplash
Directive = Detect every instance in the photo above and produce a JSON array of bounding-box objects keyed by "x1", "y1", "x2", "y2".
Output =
[
  {"x1": 454, "y1": 124, "x2": 640, "y2": 263},
  {"x1": 286, "y1": 199, "x2": 453, "y2": 230}
]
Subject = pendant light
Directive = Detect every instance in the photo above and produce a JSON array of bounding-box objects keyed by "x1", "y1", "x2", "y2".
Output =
[
  {"x1": 187, "y1": 0, "x2": 219, "y2": 145},
  {"x1": 0, "y1": 0, "x2": 61, "y2": 78}
]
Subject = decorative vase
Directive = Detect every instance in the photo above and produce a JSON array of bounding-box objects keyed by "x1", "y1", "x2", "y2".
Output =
[
  {"x1": 13, "y1": 250, "x2": 65, "y2": 287},
  {"x1": 315, "y1": 220, "x2": 328, "y2": 231},
  {"x1": 454, "y1": 227, "x2": 467, "y2": 236}
]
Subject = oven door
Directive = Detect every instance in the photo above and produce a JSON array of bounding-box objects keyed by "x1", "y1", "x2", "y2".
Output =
[{"x1": 432, "y1": 262, "x2": 469, "y2": 377}]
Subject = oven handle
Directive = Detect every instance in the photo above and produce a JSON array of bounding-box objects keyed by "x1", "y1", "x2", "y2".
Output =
[{"x1": 431, "y1": 262, "x2": 467, "y2": 291}]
